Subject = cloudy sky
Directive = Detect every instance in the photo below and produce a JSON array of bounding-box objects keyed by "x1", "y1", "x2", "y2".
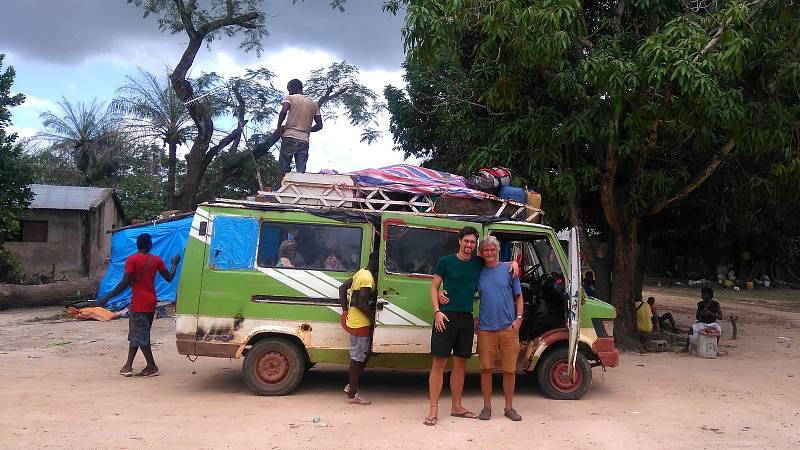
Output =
[{"x1": 0, "y1": 0, "x2": 417, "y2": 172}]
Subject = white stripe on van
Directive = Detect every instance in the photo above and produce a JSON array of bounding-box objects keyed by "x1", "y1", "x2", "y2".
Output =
[
  {"x1": 328, "y1": 305, "x2": 410, "y2": 326},
  {"x1": 257, "y1": 267, "x2": 327, "y2": 298},
  {"x1": 383, "y1": 304, "x2": 430, "y2": 326},
  {"x1": 303, "y1": 270, "x2": 343, "y2": 291},
  {"x1": 275, "y1": 269, "x2": 340, "y2": 298}
]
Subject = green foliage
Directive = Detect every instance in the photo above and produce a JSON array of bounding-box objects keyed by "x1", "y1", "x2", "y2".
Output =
[
  {"x1": 0, "y1": 248, "x2": 24, "y2": 283},
  {"x1": 113, "y1": 145, "x2": 169, "y2": 220},
  {"x1": 388, "y1": 0, "x2": 799, "y2": 227},
  {"x1": 0, "y1": 54, "x2": 34, "y2": 245},
  {"x1": 0, "y1": 54, "x2": 33, "y2": 282},
  {"x1": 111, "y1": 68, "x2": 195, "y2": 148},
  {"x1": 304, "y1": 62, "x2": 384, "y2": 143},
  {"x1": 37, "y1": 98, "x2": 126, "y2": 185}
]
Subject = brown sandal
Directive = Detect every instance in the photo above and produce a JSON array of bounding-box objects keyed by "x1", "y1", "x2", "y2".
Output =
[{"x1": 423, "y1": 406, "x2": 438, "y2": 426}]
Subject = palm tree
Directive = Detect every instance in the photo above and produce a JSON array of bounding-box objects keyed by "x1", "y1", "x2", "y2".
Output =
[
  {"x1": 38, "y1": 98, "x2": 123, "y2": 185},
  {"x1": 111, "y1": 68, "x2": 195, "y2": 202}
]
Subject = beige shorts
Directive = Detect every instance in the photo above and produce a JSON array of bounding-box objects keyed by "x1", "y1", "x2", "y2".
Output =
[{"x1": 477, "y1": 326, "x2": 520, "y2": 373}]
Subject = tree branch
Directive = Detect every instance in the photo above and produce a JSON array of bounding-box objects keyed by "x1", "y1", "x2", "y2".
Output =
[
  {"x1": 317, "y1": 85, "x2": 348, "y2": 107},
  {"x1": 646, "y1": 136, "x2": 737, "y2": 216},
  {"x1": 173, "y1": 0, "x2": 198, "y2": 38},
  {"x1": 614, "y1": 0, "x2": 625, "y2": 32},
  {"x1": 693, "y1": 0, "x2": 770, "y2": 63},
  {"x1": 198, "y1": 11, "x2": 259, "y2": 35},
  {"x1": 202, "y1": 127, "x2": 245, "y2": 168}
]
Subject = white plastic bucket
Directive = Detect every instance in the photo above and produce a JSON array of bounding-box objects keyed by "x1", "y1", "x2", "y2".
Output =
[{"x1": 696, "y1": 333, "x2": 718, "y2": 359}]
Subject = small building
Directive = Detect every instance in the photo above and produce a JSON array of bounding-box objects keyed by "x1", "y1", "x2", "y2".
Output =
[{"x1": 6, "y1": 184, "x2": 125, "y2": 279}]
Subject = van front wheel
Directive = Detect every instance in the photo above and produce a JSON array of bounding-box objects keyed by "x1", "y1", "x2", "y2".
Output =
[
  {"x1": 536, "y1": 348, "x2": 592, "y2": 400},
  {"x1": 242, "y1": 338, "x2": 305, "y2": 396}
]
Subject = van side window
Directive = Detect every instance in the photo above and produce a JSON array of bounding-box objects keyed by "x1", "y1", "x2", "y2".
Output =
[
  {"x1": 384, "y1": 225, "x2": 459, "y2": 276},
  {"x1": 257, "y1": 222, "x2": 362, "y2": 272}
]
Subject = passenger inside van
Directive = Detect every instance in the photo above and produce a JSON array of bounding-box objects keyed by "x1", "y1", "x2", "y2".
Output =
[{"x1": 276, "y1": 240, "x2": 303, "y2": 268}]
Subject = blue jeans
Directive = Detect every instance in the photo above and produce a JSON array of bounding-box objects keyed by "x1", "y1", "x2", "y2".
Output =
[{"x1": 275, "y1": 137, "x2": 309, "y2": 190}]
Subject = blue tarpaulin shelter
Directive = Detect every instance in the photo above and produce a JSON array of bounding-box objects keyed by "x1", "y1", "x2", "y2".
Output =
[{"x1": 97, "y1": 215, "x2": 192, "y2": 311}]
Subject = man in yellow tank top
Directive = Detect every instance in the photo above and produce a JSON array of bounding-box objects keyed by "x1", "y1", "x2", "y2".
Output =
[{"x1": 338, "y1": 252, "x2": 378, "y2": 405}]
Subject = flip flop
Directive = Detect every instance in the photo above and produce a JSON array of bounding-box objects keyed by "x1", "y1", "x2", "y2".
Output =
[
  {"x1": 450, "y1": 410, "x2": 478, "y2": 419},
  {"x1": 423, "y1": 406, "x2": 438, "y2": 426}
]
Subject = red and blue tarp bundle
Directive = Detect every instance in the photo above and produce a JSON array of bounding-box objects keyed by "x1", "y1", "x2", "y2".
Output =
[{"x1": 348, "y1": 164, "x2": 491, "y2": 199}]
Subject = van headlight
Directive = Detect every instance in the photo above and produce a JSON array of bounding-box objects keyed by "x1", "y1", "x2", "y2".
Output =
[{"x1": 592, "y1": 318, "x2": 615, "y2": 337}]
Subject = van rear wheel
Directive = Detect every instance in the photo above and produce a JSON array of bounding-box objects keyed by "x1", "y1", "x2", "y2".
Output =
[
  {"x1": 242, "y1": 338, "x2": 305, "y2": 396},
  {"x1": 536, "y1": 348, "x2": 592, "y2": 400}
]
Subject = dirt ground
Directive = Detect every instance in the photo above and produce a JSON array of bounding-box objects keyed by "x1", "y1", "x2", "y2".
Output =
[{"x1": 1, "y1": 287, "x2": 799, "y2": 450}]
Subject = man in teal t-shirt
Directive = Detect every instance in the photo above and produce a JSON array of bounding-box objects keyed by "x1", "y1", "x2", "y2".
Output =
[{"x1": 423, "y1": 226, "x2": 519, "y2": 426}]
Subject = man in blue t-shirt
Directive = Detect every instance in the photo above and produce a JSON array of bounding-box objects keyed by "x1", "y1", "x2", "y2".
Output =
[{"x1": 475, "y1": 235, "x2": 523, "y2": 422}]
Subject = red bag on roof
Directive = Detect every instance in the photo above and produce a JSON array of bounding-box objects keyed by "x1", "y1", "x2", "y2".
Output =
[{"x1": 467, "y1": 166, "x2": 512, "y2": 194}]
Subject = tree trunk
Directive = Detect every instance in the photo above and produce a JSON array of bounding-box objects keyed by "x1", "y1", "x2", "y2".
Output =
[
  {"x1": 174, "y1": 152, "x2": 204, "y2": 211},
  {"x1": 611, "y1": 234, "x2": 641, "y2": 349},
  {"x1": 591, "y1": 234, "x2": 613, "y2": 302},
  {"x1": 633, "y1": 224, "x2": 655, "y2": 299},
  {"x1": 0, "y1": 278, "x2": 100, "y2": 309},
  {"x1": 167, "y1": 139, "x2": 177, "y2": 202}
]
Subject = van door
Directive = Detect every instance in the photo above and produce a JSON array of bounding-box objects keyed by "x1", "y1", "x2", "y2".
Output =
[
  {"x1": 372, "y1": 213, "x2": 480, "y2": 356},
  {"x1": 565, "y1": 228, "x2": 582, "y2": 380}
]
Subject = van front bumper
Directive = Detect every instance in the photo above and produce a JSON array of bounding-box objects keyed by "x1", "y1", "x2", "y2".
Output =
[{"x1": 592, "y1": 337, "x2": 620, "y2": 368}]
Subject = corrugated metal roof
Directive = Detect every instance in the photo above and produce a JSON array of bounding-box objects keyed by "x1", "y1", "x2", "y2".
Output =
[{"x1": 29, "y1": 184, "x2": 114, "y2": 211}]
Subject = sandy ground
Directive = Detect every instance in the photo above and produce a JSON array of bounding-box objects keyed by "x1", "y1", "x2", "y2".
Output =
[{"x1": 1, "y1": 288, "x2": 799, "y2": 450}]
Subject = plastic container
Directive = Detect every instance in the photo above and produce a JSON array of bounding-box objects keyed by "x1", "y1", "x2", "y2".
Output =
[
  {"x1": 696, "y1": 333, "x2": 718, "y2": 359},
  {"x1": 746, "y1": 281, "x2": 754, "y2": 290},
  {"x1": 498, "y1": 185, "x2": 527, "y2": 203}
]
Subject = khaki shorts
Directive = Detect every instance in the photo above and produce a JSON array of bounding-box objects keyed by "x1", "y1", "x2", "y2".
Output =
[{"x1": 477, "y1": 326, "x2": 520, "y2": 373}]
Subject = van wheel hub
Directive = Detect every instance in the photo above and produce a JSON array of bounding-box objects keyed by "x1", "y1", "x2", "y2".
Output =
[
  {"x1": 549, "y1": 360, "x2": 581, "y2": 393},
  {"x1": 256, "y1": 351, "x2": 289, "y2": 384}
]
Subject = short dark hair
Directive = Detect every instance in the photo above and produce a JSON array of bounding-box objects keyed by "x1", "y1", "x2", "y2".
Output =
[
  {"x1": 136, "y1": 233, "x2": 152, "y2": 251},
  {"x1": 701, "y1": 286, "x2": 714, "y2": 297},
  {"x1": 287, "y1": 79, "x2": 303, "y2": 92},
  {"x1": 458, "y1": 226, "x2": 479, "y2": 240},
  {"x1": 647, "y1": 296, "x2": 655, "y2": 305}
]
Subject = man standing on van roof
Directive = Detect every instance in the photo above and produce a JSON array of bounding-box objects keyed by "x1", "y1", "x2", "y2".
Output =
[
  {"x1": 273, "y1": 79, "x2": 323, "y2": 191},
  {"x1": 338, "y1": 252, "x2": 379, "y2": 405},
  {"x1": 424, "y1": 227, "x2": 519, "y2": 426},
  {"x1": 475, "y1": 236, "x2": 524, "y2": 421},
  {"x1": 97, "y1": 233, "x2": 180, "y2": 378}
]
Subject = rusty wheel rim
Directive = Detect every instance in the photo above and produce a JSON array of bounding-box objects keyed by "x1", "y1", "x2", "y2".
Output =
[
  {"x1": 548, "y1": 360, "x2": 582, "y2": 393},
  {"x1": 255, "y1": 351, "x2": 290, "y2": 385}
]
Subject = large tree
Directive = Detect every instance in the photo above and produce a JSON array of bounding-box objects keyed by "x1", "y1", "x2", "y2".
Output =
[
  {"x1": 0, "y1": 54, "x2": 34, "y2": 282},
  {"x1": 129, "y1": 0, "x2": 381, "y2": 210},
  {"x1": 384, "y1": 0, "x2": 800, "y2": 342}
]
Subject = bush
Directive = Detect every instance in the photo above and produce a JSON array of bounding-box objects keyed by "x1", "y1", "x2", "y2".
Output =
[{"x1": 0, "y1": 247, "x2": 24, "y2": 284}]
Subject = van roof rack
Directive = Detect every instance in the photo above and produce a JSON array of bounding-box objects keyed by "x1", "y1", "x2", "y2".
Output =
[{"x1": 222, "y1": 176, "x2": 544, "y2": 223}]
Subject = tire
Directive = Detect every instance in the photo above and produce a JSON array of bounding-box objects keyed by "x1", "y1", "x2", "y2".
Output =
[
  {"x1": 536, "y1": 348, "x2": 592, "y2": 400},
  {"x1": 242, "y1": 338, "x2": 305, "y2": 396}
]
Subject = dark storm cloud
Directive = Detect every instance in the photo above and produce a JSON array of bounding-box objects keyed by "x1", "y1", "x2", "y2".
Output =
[{"x1": 0, "y1": 0, "x2": 405, "y2": 70}]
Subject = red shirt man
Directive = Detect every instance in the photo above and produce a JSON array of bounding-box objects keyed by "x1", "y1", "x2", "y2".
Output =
[
  {"x1": 125, "y1": 252, "x2": 166, "y2": 313},
  {"x1": 97, "y1": 233, "x2": 180, "y2": 377}
]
